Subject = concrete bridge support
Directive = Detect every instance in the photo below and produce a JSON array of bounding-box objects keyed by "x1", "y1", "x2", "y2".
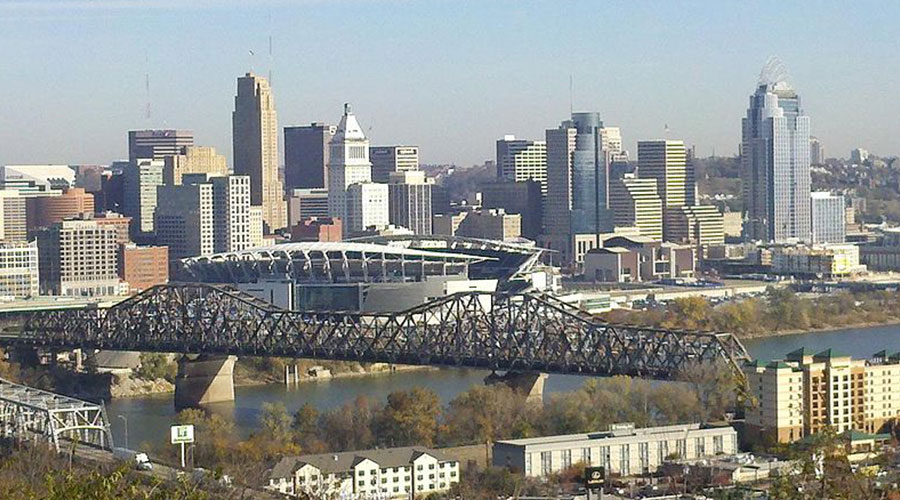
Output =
[
  {"x1": 484, "y1": 371, "x2": 548, "y2": 404},
  {"x1": 174, "y1": 355, "x2": 237, "y2": 408}
]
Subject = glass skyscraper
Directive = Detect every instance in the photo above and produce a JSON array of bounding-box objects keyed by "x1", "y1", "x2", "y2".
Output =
[
  {"x1": 569, "y1": 112, "x2": 613, "y2": 236},
  {"x1": 741, "y1": 78, "x2": 811, "y2": 242}
]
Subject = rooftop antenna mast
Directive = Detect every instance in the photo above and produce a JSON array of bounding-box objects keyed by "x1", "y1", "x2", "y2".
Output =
[
  {"x1": 268, "y1": 10, "x2": 273, "y2": 84},
  {"x1": 144, "y1": 53, "x2": 151, "y2": 122}
]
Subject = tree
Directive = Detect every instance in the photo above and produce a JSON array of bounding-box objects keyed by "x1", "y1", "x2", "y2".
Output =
[
  {"x1": 374, "y1": 388, "x2": 441, "y2": 447},
  {"x1": 442, "y1": 385, "x2": 538, "y2": 445},
  {"x1": 259, "y1": 402, "x2": 292, "y2": 442},
  {"x1": 135, "y1": 353, "x2": 176, "y2": 382}
]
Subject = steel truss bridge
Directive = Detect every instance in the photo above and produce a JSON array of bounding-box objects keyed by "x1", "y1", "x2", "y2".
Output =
[
  {"x1": 0, "y1": 378, "x2": 112, "y2": 451},
  {"x1": 0, "y1": 283, "x2": 750, "y2": 381}
]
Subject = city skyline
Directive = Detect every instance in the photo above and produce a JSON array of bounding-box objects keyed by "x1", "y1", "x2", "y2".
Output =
[{"x1": 1, "y1": 0, "x2": 898, "y2": 167}]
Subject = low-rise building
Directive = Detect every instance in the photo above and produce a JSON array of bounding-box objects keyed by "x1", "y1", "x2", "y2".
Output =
[
  {"x1": 583, "y1": 235, "x2": 695, "y2": 282},
  {"x1": 744, "y1": 349, "x2": 900, "y2": 445},
  {"x1": 290, "y1": 217, "x2": 343, "y2": 242},
  {"x1": 118, "y1": 243, "x2": 168, "y2": 291},
  {"x1": 771, "y1": 243, "x2": 866, "y2": 279},
  {"x1": 493, "y1": 422, "x2": 737, "y2": 478},
  {"x1": 267, "y1": 446, "x2": 459, "y2": 498},
  {"x1": 435, "y1": 209, "x2": 521, "y2": 241}
]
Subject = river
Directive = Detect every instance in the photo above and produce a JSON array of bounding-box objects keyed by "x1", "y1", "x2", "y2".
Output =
[{"x1": 106, "y1": 323, "x2": 900, "y2": 450}]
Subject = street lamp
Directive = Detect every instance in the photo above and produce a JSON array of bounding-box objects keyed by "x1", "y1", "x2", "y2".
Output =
[{"x1": 117, "y1": 415, "x2": 128, "y2": 450}]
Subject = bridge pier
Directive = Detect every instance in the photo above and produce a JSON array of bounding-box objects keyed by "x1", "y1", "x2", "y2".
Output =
[
  {"x1": 484, "y1": 371, "x2": 548, "y2": 404},
  {"x1": 174, "y1": 355, "x2": 237, "y2": 408}
]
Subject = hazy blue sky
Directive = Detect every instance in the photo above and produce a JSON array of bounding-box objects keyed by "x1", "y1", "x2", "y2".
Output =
[{"x1": 1, "y1": 0, "x2": 898, "y2": 167}]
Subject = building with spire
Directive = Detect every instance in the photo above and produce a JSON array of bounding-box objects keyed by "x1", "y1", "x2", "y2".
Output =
[
  {"x1": 741, "y1": 65, "x2": 811, "y2": 243},
  {"x1": 327, "y1": 104, "x2": 374, "y2": 232},
  {"x1": 232, "y1": 72, "x2": 286, "y2": 233}
]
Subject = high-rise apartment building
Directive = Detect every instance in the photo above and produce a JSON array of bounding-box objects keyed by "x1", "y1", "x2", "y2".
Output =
[
  {"x1": 809, "y1": 136, "x2": 825, "y2": 165},
  {"x1": 810, "y1": 191, "x2": 846, "y2": 244},
  {"x1": 480, "y1": 180, "x2": 542, "y2": 240},
  {"x1": 210, "y1": 175, "x2": 254, "y2": 252},
  {"x1": 637, "y1": 140, "x2": 693, "y2": 241},
  {"x1": 327, "y1": 104, "x2": 372, "y2": 225},
  {"x1": 744, "y1": 349, "x2": 900, "y2": 444},
  {"x1": 122, "y1": 158, "x2": 164, "y2": 237},
  {"x1": 345, "y1": 183, "x2": 389, "y2": 235},
  {"x1": 387, "y1": 171, "x2": 433, "y2": 235},
  {"x1": 128, "y1": 130, "x2": 194, "y2": 162},
  {"x1": 609, "y1": 175, "x2": 663, "y2": 242},
  {"x1": 163, "y1": 146, "x2": 228, "y2": 185},
  {"x1": 741, "y1": 75, "x2": 811, "y2": 242},
  {"x1": 287, "y1": 188, "x2": 330, "y2": 227},
  {"x1": 0, "y1": 241, "x2": 39, "y2": 299},
  {"x1": 495, "y1": 136, "x2": 547, "y2": 193},
  {"x1": 283, "y1": 123, "x2": 337, "y2": 190},
  {"x1": 155, "y1": 182, "x2": 214, "y2": 259},
  {"x1": 371, "y1": 146, "x2": 420, "y2": 184},
  {"x1": 37, "y1": 218, "x2": 120, "y2": 296},
  {"x1": 233, "y1": 72, "x2": 286, "y2": 233}
]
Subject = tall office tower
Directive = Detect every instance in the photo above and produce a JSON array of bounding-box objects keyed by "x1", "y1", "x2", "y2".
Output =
[
  {"x1": 481, "y1": 180, "x2": 542, "y2": 240},
  {"x1": 495, "y1": 136, "x2": 547, "y2": 192},
  {"x1": 210, "y1": 175, "x2": 253, "y2": 252},
  {"x1": 128, "y1": 130, "x2": 194, "y2": 162},
  {"x1": 163, "y1": 146, "x2": 228, "y2": 185},
  {"x1": 809, "y1": 136, "x2": 825, "y2": 165},
  {"x1": 543, "y1": 124, "x2": 578, "y2": 261},
  {"x1": 850, "y1": 148, "x2": 869, "y2": 165},
  {"x1": 599, "y1": 126, "x2": 630, "y2": 166},
  {"x1": 283, "y1": 123, "x2": 337, "y2": 190},
  {"x1": 741, "y1": 73, "x2": 811, "y2": 242},
  {"x1": 370, "y1": 146, "x2": 419, "y2": 184},
  {"x1": 637, "y1": 140, "x2": 691, "y2": 241},
  {"x1": 155, "y1": 182, "x2": 214, "y2": 258},
  {"x1": 609, "y1": 175, "x2": 663, "y2": 241},
  {"x1": 36, "y1": 218, "x2": 120, "y2": 296},
  {"x1": 810, "y1": 192, "x2": 846, "y2": 244},
  {"x1": 232, "y1": 72, "x2": 286, "y2": 233},
  {"x1": 345, "y1": 183, "x2": 389, "y2": 235},
  {"x1": 122, "y1": 158, "x2": 164, "y2": 238},
  {"x1": 0, "y1": 241, "x2": 39, "y2": 298},
  {"x1": 287, "y1": 188, "x2": 330, "y2": 227},
  {"x1": 327, "y1": 104, "x2": 372, "y2": 223},
  {"x1": 26, "y1": 187, "x2": 95, "y2": 232},
  {"x1": 387, "y1": 170, "x2": 433, "y2": 235}
]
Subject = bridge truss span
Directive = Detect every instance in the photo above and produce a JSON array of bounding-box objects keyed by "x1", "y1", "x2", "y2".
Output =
[{"x1": 5, "y1": 283, "x2": 751, "y2": 381}]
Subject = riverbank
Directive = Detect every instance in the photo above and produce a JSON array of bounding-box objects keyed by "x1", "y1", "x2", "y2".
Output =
[{"x1": 738, "y1": 318, "x2": 900, "y2": 340}]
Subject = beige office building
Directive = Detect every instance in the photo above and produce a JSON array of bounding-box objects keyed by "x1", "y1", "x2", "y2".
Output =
[
  {"x1": 233, "y1": 72, "x2": 286, "y2": 233},
  {"x1": 667, "y1": 205, "x2": 726, "y2": 253},
  {"x1": 435, "y1": 209, "x2": 521, "y2": 241},
  {"x1": 610, "y1": 175, "x2": 663, "y2": 241},
  {"x1": 744, "y1": 349, "x2": 900, "y2": 444},
  {"x1": 163, "y1": 146, "x2": 228, "y2": 185},
  {"x1": 638, "y1": 140, "x2": 693, "y2": 241}
]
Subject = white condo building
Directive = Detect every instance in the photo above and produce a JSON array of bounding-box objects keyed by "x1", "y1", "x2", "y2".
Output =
[
  {"x1": 810, "y1": 192, "x2": 846, "y2": 244},
  {"x1": 267, "y1": 446, "x2": 459, "y2": 499},
  {"x1": 346, "y1": 183, "x2": 389, "y2": 235},
  {"x1": 328, "y1": 104, "x2": 372, "y2": 225}
]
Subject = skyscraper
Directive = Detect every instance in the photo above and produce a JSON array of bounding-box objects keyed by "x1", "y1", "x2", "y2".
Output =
[
  {"x1": 387, "y1": 170, "x2": 433, "y2": 235},
  {"x1": 122, "y1": 158, "x2": 164, "y2": 238},
  {"x1": 155, "y1": 181, "x2": 214, "y2": 259},
  {"x1": 211, "y1": 175, "x2": 254, "y2": 252},
  {"x1": 609, "y1": 175, "x2": 663, "y2": 242},
  {"x1": 327, "y1": 104, "x2": 372, "y2": 225},
  {"x1": 232, "y1": 72, "x2": 286, "y2": 233},
  {"x1": 283, "y1": 123, "x2": 337, "y2": 190},
  {"x1": 371, "y1": 146, "x2": 420, "y2": 183},
  {"x1": 637, "y1": 140, "x2": 693, "y2": 240},
  {"x1": 741, "y1": 72, "x2": 811, "y2": 242},
  {"x1": 128, "y1": 130, "x2": 194, "y2": 162},
  {"x1": 495, "y1": 136, "x2": 547, "y2": 192},
  {"x1": 809, "y1": 136, "x2": 825, "y2": 165},
  {"x1": 543, "y1": 113, "x2": 614, "y2": 263}
]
